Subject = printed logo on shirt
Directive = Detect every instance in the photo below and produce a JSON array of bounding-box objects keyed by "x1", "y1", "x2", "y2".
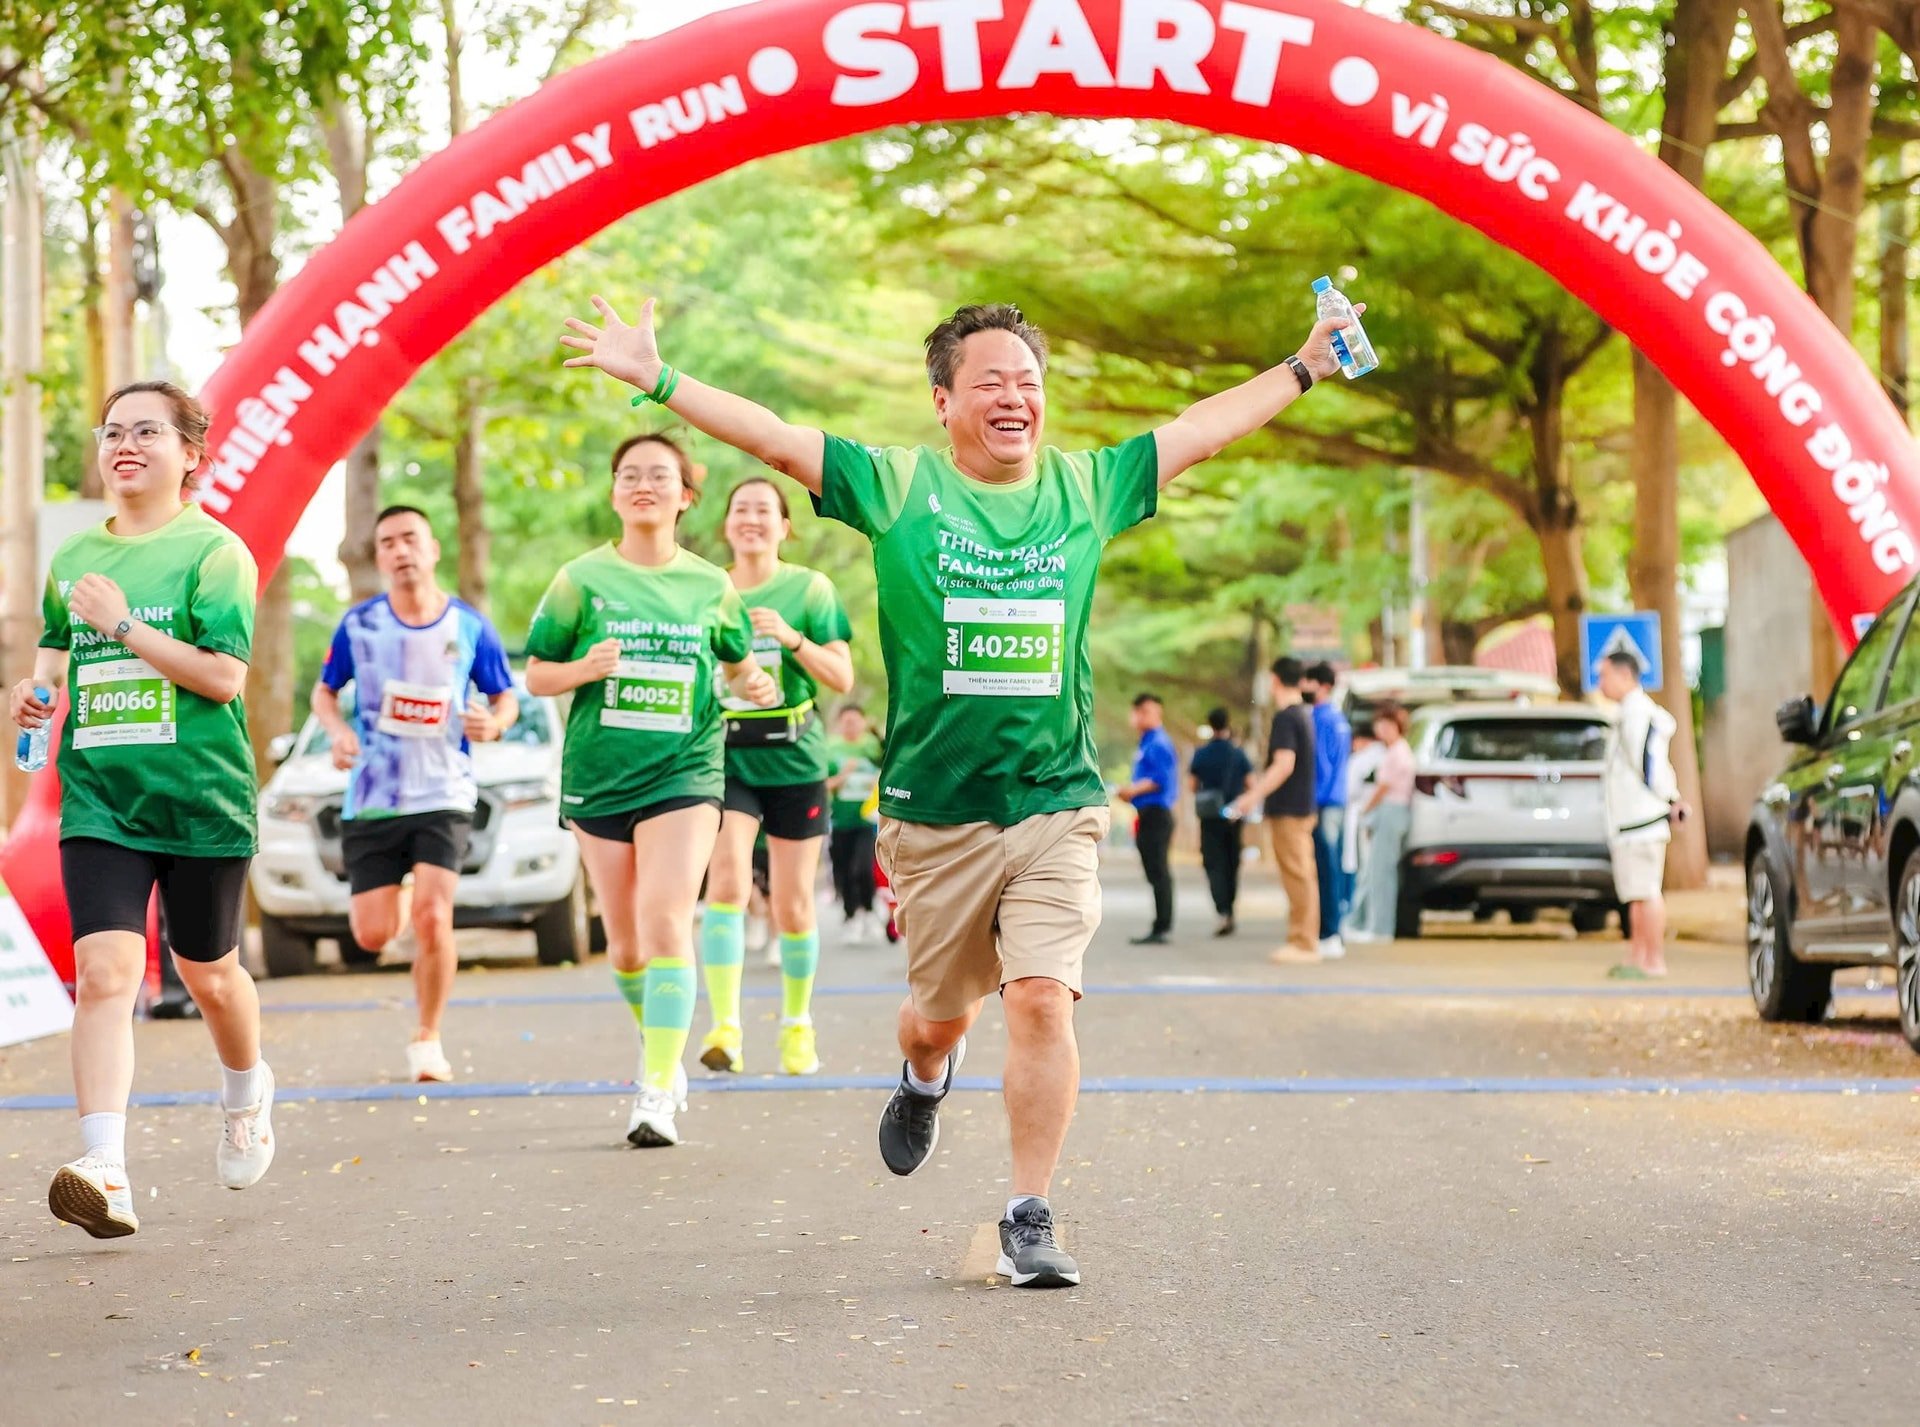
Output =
[
  {"x1": 885, "y1": 786, "x2": 912, "y2": 801},
  {"x1": 928, "y1": 492, "x2": 942, "y2": 514}
]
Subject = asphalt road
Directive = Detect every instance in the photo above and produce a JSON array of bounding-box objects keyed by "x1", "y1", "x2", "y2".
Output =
[{"x1": 4, "y1": 864, "x2": 1917, "y2": 1426}]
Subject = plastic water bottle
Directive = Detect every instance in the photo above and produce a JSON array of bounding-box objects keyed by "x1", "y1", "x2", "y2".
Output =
[
  {"x1": 15, "y1": 686, "x2": 51, "y2": 772},
  {"x1": 1313, "y1": 276, "x2": 1378, "y2": 379}
]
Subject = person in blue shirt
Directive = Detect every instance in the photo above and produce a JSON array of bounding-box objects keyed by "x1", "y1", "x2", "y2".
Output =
[
  {"x1": 1188, "y1": 707, "x2": 1255, "y2": 936},
  {"x1": 1116, "y1": 692, "x2": 1180, "y2": 944},
  {"x1": 1301, "y1": 662, "x2": 1352, "y2": 957},
  {"x1": 312, "y1": 505, "x2": 518, "y2": 1083}
]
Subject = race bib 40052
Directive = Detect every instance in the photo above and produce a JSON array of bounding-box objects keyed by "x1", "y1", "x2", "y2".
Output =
[
  {"x1": 72, "y1": 657, "x2": 177, "y2": 749},
  {"x1": 377, "y1": 680, "x2": 455, "y2": 739},
  {"x1": 602, "y1": 659, "x2": 696, "y2": 733},
  {"x1": 941, "y1": 598, "x2": 1065, "y2": 697}
]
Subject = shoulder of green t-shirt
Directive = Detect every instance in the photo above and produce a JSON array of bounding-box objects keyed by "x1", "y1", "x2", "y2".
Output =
[{"x1": 820, "y1": 435, "x2": 921, "y2": 538}]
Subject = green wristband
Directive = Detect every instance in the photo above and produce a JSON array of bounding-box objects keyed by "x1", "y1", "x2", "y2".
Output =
[{"x1": 629, "y1": 364, "x2": 678, "y2": 407}]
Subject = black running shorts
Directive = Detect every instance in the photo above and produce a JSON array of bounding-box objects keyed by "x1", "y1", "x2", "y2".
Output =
[
  {"x1": 61, "y1": 837, "x2": 250, "y2": 963},
  {"x1": 341, "y1": 809, "x2": 473, "y2": 894},
  {"x1": 723, "y1": 779, "x2": 831, "y2": 841},
  {"x1": 570, "y1": 796, "x2": 722, "y2": 843}
]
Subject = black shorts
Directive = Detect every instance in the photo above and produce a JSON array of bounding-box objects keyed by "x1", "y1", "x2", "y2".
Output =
[
  {"x1": 61, "y1": 838, "x2": 250, "y2": 963},
  {"x1": 341, "y1": 809, "x2": 473, "y2": 894},
  {"x1": 723, "y1": 778, "x2": 830, "y2": 841},
  {"x1": 571, "y1": 796, "x2": 722, "y2": 843}
]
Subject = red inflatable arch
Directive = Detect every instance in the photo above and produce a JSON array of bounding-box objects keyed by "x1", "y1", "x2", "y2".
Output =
[{"x1": 7, "y1": 0, "x2": 1918, "y2": 969}]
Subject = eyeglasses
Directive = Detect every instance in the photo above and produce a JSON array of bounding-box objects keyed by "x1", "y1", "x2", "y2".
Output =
[
  {"x1": 614, "y1": 469, "x2": 683, "y2": 490},
  {"x1": 93, "y1": 421, "x2": 182, "y2": 448}
]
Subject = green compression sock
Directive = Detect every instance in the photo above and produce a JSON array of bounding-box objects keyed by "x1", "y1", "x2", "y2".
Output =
[
  {"x1": 641, "y1": 957, "x2": 697, "y2": 1092},
  {"x1": 701, "y1": 902, "x2": 745, "y2": 1030},
  {"x1": 611, "y1": 966, "x2": 647, "y2": 1031},
  {"x1": 780, "y1": 930, "x2": 820, "y2": 1023}
]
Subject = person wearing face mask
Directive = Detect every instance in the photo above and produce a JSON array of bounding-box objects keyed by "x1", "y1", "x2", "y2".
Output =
[
  {"x1": 10, "y1": 381, "x2": 275, "y2": 1239},
  {"x1": 523, "y1": 434, "x2": 779, "y2": 1149},
  {"x1": 698, "y1": 477, "x2": 855, "y2": 1078},
  {"x1": 560, "y1": 293, "x2": 1358, "y2": 1290},
  {"x1": 310, "y1": 505, "x2": 519, "y2": 1084}
]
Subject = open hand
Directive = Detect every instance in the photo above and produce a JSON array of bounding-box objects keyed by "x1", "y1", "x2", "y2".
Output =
[
  {"x1": 1296, "y1": 302, "x2": 1367, "y2": 382},
  {"x1": 560, "y1": 296, "x2": 664, "y2": 392},
  {"x1": 68, "y1": 573, "x2": 132, "y2": 638}
]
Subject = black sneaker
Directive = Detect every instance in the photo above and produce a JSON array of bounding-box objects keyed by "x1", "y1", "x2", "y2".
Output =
[
  {"x1": 877, "y1": 1036, "x2": 965, "y2": 1176},
  {"x1": 997, "y1": 1199, "x2": 1081, "y2": 1288}
]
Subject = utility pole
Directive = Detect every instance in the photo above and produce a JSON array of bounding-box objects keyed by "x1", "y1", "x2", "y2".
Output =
[{"x1": 2, "y1": 125, "x2": 47, "y2": 828}]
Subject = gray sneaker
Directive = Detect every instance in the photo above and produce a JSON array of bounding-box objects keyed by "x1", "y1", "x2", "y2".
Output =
[
  {"x1": 877, "y1": 1037, "x2": 965, "y2": 1176},
  {"x1": 996, "y1": 1200, "x2": 1080, "y2": 1288}
]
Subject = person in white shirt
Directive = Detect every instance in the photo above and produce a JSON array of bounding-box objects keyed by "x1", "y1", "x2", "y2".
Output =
[{"x1": 1598, "y1": 651, "x2": 1685, "y2": 978}]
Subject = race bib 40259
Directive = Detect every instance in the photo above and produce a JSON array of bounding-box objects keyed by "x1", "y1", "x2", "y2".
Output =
[
  {"x1": 941, "y1": 598, "x2": 1064, "y2": 697},
  {"x1": 602, "y1": 659, "x2": 696, "y2": 733},
  {"x1": 72, "y1": 657, "x2": 177, "y2": 749}
]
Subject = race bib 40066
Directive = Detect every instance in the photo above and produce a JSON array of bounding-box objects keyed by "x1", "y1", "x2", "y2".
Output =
[
  {"x1": 73, "y1": 657, "x2": 177, "y2": 749},
  {"x1": 602, "y1": 659, "x2": 696, "y2": 733},
  {"x1": 941, "y1": 598, "x2": 1065, "y2": 697}
]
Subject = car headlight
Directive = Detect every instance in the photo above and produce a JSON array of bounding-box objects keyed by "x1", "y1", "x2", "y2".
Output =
[
  {"x1": 488, "y1": 777, "x2": 557, "y2": 810},
  {"x1": 263, "y1": 792, "x2": 318, "y2": 823}
]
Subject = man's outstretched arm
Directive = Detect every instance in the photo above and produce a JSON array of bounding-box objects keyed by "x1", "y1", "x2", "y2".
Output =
[
  {"x1": 1152, "y1": 307, "x2": 1364, "y2": 490},
  {"x1": 561, "y1": 296, "x2": 828, "y2": 495}
]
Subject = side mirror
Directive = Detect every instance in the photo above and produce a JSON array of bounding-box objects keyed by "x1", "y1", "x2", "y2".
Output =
[
  {"x1": 1774, "y1": 696, "x2": 1818, "y2": 746},
  {"x1": 267, "y1": 732, "x2": 297, "y2": 765}
]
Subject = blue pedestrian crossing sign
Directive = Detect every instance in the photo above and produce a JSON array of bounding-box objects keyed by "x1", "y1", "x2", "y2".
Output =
[{"x1": 1580, "y1": 612, "x2": 1662, "y2": 693}]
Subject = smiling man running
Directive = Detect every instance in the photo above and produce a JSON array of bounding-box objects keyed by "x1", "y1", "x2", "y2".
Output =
[{"x1": 561, "y1": 295, "x2": 1357, "y2": 1289}]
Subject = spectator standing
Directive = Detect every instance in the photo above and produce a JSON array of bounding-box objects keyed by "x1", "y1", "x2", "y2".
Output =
[
  {"x1": 1189, "y1": 707, "x2": 1254, "y2": 936},
  {"x1": 1118, "y1": 693, "x2": 1179, "y2": 945},
  {"x1": 1346, "y1": 703, "x2": 1414, "y2": 944},
  {"x1": 1301, "y1": 662, "x2": 1351, "y2": 958},
  {"x1": 1598, "y1": 652, "x2": 1682, "y2": 979},
  {"x1": 1231, "y1": 657, "x2": 1319, "y2": 964}
]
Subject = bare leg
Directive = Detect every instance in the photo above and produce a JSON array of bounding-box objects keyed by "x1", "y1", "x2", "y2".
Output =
[
  {"x1": 1637, "y1": 893, "x2": 1669, "y2": 975},
  {"x1": 347, "y1": 885, "x2": 405, "y2": 953},
  {"x1": 576, "y1": 829, "x2": 642, "y2": 974},
  {"x1": 628, "y1": 805, "x2": 722, "y2": 961},
  {"x1": 407, "y1": 864, "x2": 461, "y2": 1040},
  {"x1": 1002, "y1": 977, "x2": 1078, "y2": 1199},
  {"x1": 70, "y1": 931, "x2": 147, "y2": 1117},
  {"x1": 767, "y1": 835, "x2": 824, "y2": 937},
  {"x1": 173, "y1": 950, "x2": 263, "y2": 1072},
  {"x1": 897, "y1": 996, "x2": 980, "y2": 1084},
  {"x1": 705, "y1": 810, "x2": 759, "y2": 910}
]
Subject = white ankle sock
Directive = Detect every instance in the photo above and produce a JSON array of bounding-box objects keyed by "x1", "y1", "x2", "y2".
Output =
[
  {"x1": 1007, "y1": 1194, "x2": 1047, "y2": 1221},
  {"x1": 221, "y1": 1062, "x2": 264, "y2": 1110},
  {"x1": 78, "y1": 1112, "x2": 127, "y2": 1165},
  {"x1": 904, "y1": 1055, "x2": 949, "y2": 1097}
]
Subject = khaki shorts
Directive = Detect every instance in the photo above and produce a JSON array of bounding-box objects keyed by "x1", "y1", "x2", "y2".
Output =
[
  {"x1": 1611, "y1": 838, "x2": 1668, "y2": 903},
  {"x1": 878, "y1": 806, "x2": 1111, "y2": 1023}
]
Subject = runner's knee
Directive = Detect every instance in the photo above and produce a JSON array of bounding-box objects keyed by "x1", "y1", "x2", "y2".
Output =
[{"x1": 1002, "y1": 976, "x2": 1073, "y2": 1034}]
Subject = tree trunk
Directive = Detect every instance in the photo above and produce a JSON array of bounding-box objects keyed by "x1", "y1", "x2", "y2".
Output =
[
  {"x1": 1535, "y1": 514, "x2": 1587, "y2": 697},
  {"x1": 320, "y1": 96, "x2": 382, "y2": 601},
  {"x1": 1624, "y1": 0, "x2": 1735, "y2": 891},
  {"x1": 1524, "y1": 332, "x2": 1589, "y2": 697},
  {"x1": 1803, "y1": 10, "x2": 1877, "y2": 330},
  {"x1": 104, "y1": 189, "x2": 137, "y2": 390},
  {"x1": 79, "y1": 208, "x2": 106, "y2": 499},
  {"x1": 1880, "y1": 154, "x2": 1911, "y2": 423},
  {"x1": 453, "y1": 389, "x2": 490, "y2": 610},
  {"x1": 2, "y1": 129, "x2": 45, "y2": 829}
]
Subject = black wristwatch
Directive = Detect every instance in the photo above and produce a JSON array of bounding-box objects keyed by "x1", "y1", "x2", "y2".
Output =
[
  {"x1": 113, "y1": 618, "x2": 134, "y2": 640},
  {"x1": 1283, "y1": 354, "x2": 1313, "y2": 394}
]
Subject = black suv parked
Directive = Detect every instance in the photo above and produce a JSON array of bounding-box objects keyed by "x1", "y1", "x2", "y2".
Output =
[{"x1": 1746, "y1": 579, "x2": 1920, "y2": 1054}]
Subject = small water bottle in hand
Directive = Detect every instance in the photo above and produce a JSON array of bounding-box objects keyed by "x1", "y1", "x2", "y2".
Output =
[
  {"x1": 15, "y1": 686, "x2": 52, "y2": 773},
  {"x1": 1313, "y1": 275, "x2": 1378, "y2": 379}
]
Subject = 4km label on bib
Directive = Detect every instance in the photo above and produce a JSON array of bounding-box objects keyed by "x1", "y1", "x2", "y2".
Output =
[
  {"x1": 941, "y1": 598, "x2": 1064, "y2": 697},
  {"x1": 73, "y1": 657, "x2": 177, "y2": 749},
  {"x1": 602, "y1": 658, "x2": 695, "y2": 733},
  {"x1": 377, "y1": 679, "x2": 454, "y2": 738}
]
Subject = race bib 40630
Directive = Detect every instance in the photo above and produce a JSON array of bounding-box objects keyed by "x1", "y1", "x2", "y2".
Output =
[
  {"x1": 602, "y1": 659, "x2": 696, "y2": 733},
  {"x1": 941, "y1": 598, "x2": 1065, "y2": 697},
  {"x1": 73, "y1": 657, "x2": 177, "y2": 749}
]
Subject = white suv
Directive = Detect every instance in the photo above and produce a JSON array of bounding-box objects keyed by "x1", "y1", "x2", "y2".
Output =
[
  {"x1": 249, "y1": 684, "x2": 590, "y2": 975},
  {"x1": 1394, "y1": 702, "x2": 1618, "y2": 937}
]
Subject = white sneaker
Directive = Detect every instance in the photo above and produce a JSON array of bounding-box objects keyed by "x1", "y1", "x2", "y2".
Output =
[
  {"x1": 407, "y1": 1039, "x2": 453, "y2": 1083},
  {"x1": 626, "y1": 1087, "x2": 680, "y2": 1147},
  {"x1": 49, "y1": 1154, "x2": 139, "y2": 1239},
  {"x1": 217, "y1": 1063, "x2": 276, "y2": 1190},
  {"x1": 1318, "y1": 935, "x2": 1347, "y2": 960},
  {"x1": 635, "y1": 1046, "x2": 689, "y2": 1112},
  {"x1": 841, "y1": 915, "x2": 864, "y2": 946}
]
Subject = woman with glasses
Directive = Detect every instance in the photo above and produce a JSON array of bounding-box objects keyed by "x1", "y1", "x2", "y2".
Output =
[
  {"x1": 8, "y1": 380, "x2": 276, "y2": 1239},
  {"x1": 697, "y1": 478, "x2": 854, "y2": 1079},
  {"x1": 524, "y1": 434, "x2": 778, "y2": 1148}
]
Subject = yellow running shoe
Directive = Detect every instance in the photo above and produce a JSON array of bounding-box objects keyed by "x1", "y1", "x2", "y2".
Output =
[
  {"x1": 778, "y1": 1020, "x2": 820, "y2": 1076},
  {"x1": 699, "y1": 1022, "x2": 743, "y2": 1074}
]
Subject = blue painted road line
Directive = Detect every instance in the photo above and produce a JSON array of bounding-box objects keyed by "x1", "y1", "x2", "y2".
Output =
[
  {"x1": 251, "y1": 983, "x2": 1896, "y2": 1015},
  {"x1": 5, "y1": 1073, "x2": 1918, "y2": 1112}
]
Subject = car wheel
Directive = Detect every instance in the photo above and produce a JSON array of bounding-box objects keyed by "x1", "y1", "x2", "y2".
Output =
[
  {"x1": 1570, "y1": 905, "x2": 1608, "y2": 935},
  {"x1": 259, "y1": 913, "x2": 317, "y2": 978},
  {"x1": 535, "y1": 873, "x2": 591, "y2": 966},
  {"x1": 1471, "y1": 905, "x2": 1497, "y2": 924},
  {"x1": 1507, "y1": 906, "x2": 1539, "y2": 926},
  {"x1": 1894, "y1": 850, "x2": 1920, "y2": 1055},
  {"x1": 1747, "y1": 853, "x2": 1832, "y2": 1023}
]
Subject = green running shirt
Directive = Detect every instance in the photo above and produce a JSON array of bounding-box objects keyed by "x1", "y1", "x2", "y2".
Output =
[
  {"x1": 525, "y1": 544, "x2": 753, "y2": 817},
  {"x1": 39, "y1": 504, "x2": 260, "y2": 856},
  {"x1": 721, "y1": 562, "x2": 852, "y2": 789},
  {"x1": 816, "y1": 434, "x2": 1158, "y2": 826}
]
